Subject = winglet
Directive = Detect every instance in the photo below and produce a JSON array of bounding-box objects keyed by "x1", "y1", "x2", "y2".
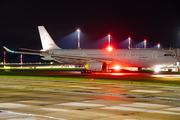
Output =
[{"x1": 3, "y1": 46, "x2": 13, "y2": 53}]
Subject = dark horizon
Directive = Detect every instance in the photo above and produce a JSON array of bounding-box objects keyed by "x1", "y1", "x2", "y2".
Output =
[{"x1": 1, "y1": 0, "x2": 180, "y2": 62}]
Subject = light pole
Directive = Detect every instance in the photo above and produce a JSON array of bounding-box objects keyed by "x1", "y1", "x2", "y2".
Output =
[
  {"x1": 3, "y1": 51, "x2": 6, "y2": 64},
  {"x1": 108, "y1": 33, "x2": 111, "y2": 47},
  {"x1": 144, "y1": 39, "x2": 147, "y2": 49},
  {"x1": 77, "y1": 28, "x2": 80, "y2": 49},
  {"x1": 20, "y1": 54, "x2": 23, "y2": 64},
  {"x1": 107, "y1": 33, "x2": 113, "y2": 52},
  {"x1": 158, "y1": 43, "x2": 160, "y2": 49},
  {"x1": 128, "y1": 36, "x2": 131, "y2": 49}
]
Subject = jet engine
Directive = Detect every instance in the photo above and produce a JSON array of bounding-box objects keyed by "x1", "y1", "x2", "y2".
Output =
[{"x1": 85, "y1": 62, "x2": 107, "y2": 72}]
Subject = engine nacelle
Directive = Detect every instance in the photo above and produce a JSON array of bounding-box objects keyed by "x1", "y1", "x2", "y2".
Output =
[{"x1": 85, "y1": 62, "x2": 107, "y2": 72}]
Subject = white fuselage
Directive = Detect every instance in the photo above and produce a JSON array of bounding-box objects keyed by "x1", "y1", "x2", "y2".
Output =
[
  {"x1": 4, "y1": 26, "x2": 177, "y2": 72},
  {"x1": 47, "y1": 49, "x2": 177, "y2": 68}
]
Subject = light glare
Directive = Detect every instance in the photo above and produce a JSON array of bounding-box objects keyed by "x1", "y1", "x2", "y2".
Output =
[
  {"x1": 107, "y1": 46, "x2": 113, "y2": 52},
  {"x1": 155, "y1": 65, "x2": 160, "y2": 73},
  {"x1": 77, "y1": 28, "x2": 80, "y2": 32},
  {"x1": 115, "y1": 65, "x2": 120, "y2": 70}
]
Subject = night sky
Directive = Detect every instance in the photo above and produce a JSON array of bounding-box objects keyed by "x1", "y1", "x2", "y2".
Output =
[{"x1": 1, "y1": 0, "x2": 180, "y2": 62}]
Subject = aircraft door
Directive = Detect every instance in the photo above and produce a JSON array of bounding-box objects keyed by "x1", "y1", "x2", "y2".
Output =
[
  {"x1": 151, "y1": 51, "x2": 157, "y2": 66},
  {"x1": 152, "y1": 51, "x2": 158, "y2": 59},
  {"x1": 126, "y1": 51, "x2": 131, "y2": 59}
]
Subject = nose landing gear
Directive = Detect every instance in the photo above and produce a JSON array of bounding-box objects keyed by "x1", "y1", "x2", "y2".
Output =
[{"x1": 81, "y1": 69, "x2": 92, "y2": 73}]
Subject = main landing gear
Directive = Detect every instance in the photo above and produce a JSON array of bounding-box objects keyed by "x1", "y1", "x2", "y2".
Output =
[{"x1": 81, "y1": 69, "x2": 92, "y2": 73}]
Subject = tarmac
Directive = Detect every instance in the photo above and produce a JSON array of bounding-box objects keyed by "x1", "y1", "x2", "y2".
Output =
[{"x1": 0, "y1": 77, "x2": 179, "y2": 120}]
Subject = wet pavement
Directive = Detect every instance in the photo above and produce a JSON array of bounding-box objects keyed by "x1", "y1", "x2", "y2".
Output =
[{"x1": 0, "y1": 77, "x2": 179, "y2": 120}]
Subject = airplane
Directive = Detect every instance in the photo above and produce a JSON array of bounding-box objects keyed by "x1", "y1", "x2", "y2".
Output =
[{"x1": 3, "y1": 26, "x2": 177, "y2": 74}]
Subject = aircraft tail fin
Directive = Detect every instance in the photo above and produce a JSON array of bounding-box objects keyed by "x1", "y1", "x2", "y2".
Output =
[{"x1": 38, "y1": 26, "x2": 61, "y2": 51}]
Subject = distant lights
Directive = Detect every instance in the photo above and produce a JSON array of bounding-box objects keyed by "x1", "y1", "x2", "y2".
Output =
[{"x1": 4, "y1": 66, "x2": 10, "y2": 69}]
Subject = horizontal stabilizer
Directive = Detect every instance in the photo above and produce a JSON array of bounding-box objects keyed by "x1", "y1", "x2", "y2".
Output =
[
  {"x1": 19, "y1": 48, "x2": 46, "y2": 52},
  {"x1": 3, "y1": 46, "x2": 12, "y2": 52}
]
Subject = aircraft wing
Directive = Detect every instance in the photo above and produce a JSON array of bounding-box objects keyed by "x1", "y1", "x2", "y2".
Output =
[
  {"x1": 19, "y1": 48, "x2": 46, "y2": 52},
  {"x1": 3, "y1": 46, "x2": 45, "y2": 56},
  {"x1": 3, "y1": 46, "x2": 113, "y2": 64}
]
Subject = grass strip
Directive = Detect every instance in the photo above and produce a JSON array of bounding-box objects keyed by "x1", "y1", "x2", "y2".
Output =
[{"x1": 0, "y1": 74, "x2": 180, "y2": 86}]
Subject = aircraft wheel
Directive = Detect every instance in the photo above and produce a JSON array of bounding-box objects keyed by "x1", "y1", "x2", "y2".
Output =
[
  {"x1": 81, "y1": 70, "x2": 85, "y2": 73},
  {"x1": 106, "y1": 69, "x2": 112, "y2": 73}
]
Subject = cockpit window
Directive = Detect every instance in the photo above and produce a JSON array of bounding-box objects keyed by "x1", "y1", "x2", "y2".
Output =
[
  {"x1": 164, "y1": 54, "x2": 175, "y2": 57},
  {"x1": 164, "y1": 54, "x2": 170, "y2": 56}
]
